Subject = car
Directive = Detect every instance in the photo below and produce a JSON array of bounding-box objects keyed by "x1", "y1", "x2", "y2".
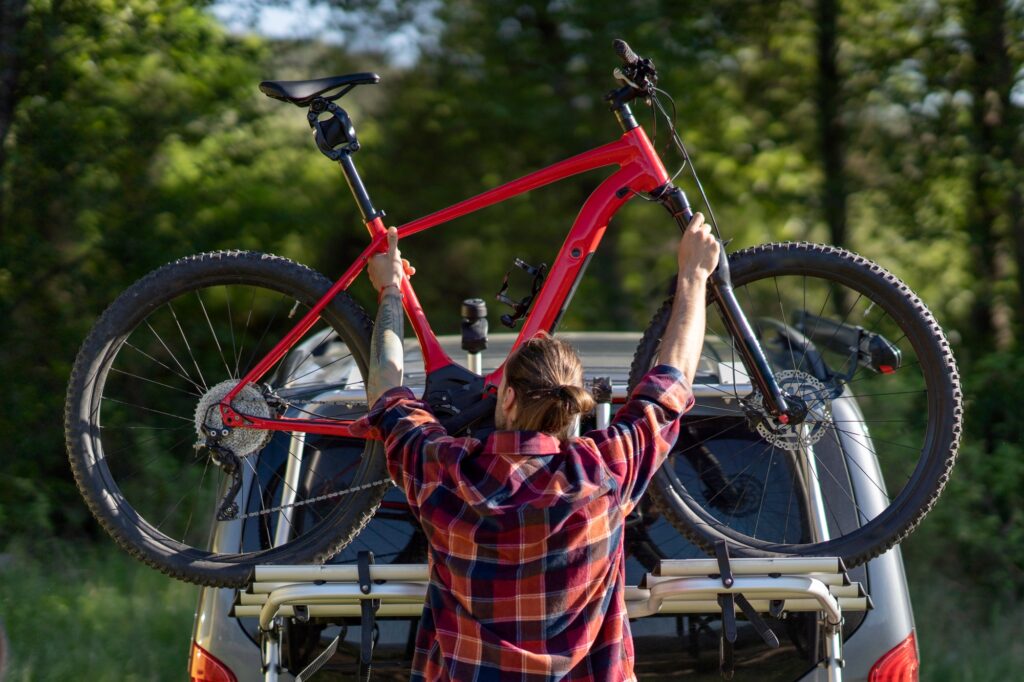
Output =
[{"x1": 188, "y1": 331, "x2": 919, "y2": 682}]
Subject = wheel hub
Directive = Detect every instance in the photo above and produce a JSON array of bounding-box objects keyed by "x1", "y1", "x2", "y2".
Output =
[
  {"x1": 750, "y1": 370, "x2": 832, "y2": 451},
  {"x1": 194, "y1": 380, "x2": 273, "y2": 457}
]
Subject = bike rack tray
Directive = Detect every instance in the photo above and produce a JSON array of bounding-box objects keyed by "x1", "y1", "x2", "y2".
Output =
[{"x1": 236, "y1": 548, "x2": 871, "y2": 682}]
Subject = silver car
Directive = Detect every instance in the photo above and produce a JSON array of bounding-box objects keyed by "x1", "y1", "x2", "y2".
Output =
[{"x1": 187, "y1": 333, "x2": 918, "y2": 682}]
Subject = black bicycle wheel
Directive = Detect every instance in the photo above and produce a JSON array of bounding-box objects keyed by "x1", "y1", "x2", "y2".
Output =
[
  {"x1": 65, "y1": 251, "x2": 389, "y2": 587},
  {"x1": 629, "y1": 242, "x2": 962, "y2": 567}
]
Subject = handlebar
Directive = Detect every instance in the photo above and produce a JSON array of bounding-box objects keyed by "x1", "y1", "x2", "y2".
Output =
[
  {"x1": 613, "y1": 38, "x2": 639, "y2": 66},
  {"x1": 609, "y1": 39, "x2": 656, "y2": 96}
]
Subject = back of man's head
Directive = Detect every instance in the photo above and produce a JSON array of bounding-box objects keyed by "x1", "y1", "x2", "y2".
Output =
[{"x1": 503, "y1": 334, "x2": 595, "y2": 439}]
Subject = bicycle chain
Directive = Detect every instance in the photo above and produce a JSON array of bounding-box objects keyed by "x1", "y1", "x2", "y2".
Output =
[
  {"x1": 235, "y1": 477, "x2": 395, "y2": 519},
  {"x1": 208, "y1": 393, "x2": 392, "y2": 520}
]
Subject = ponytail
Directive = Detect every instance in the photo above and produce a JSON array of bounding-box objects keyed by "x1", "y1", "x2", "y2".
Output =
[{"x1": 505, "y1": 334, "x2": 595, "y2": 439}]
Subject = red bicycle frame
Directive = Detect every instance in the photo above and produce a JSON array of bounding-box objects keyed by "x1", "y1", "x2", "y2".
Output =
[{"x1": 219, "y1": 126, "x2": 670, "y2": 436}]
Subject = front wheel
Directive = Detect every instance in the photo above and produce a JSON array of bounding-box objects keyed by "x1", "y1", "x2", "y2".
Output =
[
  {"x1": 65, "y1": 251, "x2": 389, "y2": 587},
  {"x1": 630, "y1": 242, "x2": 962, "y2": 567}
]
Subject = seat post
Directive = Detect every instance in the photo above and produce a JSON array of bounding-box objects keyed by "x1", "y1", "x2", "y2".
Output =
[
  {"x1": 338, "y1": 153, "x2": 380, "y2": 222},
  {"x1": 305, "y1": 96, "x2": 382, "y2": 222}
]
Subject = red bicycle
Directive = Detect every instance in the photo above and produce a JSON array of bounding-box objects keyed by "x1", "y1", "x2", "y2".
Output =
[{"x1": 65, "y1": 41, "x2": 961, "y2": 587}]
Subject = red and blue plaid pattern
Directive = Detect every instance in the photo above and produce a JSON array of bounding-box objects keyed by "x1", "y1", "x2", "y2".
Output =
[{"x1": 351, "y1": 365, "x2": 693, "y2": 681}]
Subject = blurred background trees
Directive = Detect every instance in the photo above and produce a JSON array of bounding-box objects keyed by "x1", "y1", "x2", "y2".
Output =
[{"x1": 1, "y1": 0, "x2": 1022, "y2": 649}]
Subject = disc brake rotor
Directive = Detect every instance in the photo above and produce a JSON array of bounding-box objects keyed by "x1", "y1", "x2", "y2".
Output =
[
  {"x1": 194, "y1": 380, "x2": 273, "y2": 457},
  {"x1": 751, "y1": 370, "x2": 833, "y2": 451}
]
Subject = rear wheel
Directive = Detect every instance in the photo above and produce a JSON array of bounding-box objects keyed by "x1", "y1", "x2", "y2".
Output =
[
  {"x1": 65, "y1": 251, "x2": 389, "y2": 587},
  {"x1": 630, "y1": 242, "x2": 962, "y2": 567}
]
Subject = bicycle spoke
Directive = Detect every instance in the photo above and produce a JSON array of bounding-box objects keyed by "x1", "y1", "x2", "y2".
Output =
[
  {"x1": 795, "y1": 444, "x2": 853, "y2": 541},
  {"x1": 821, "y1": 422, "x2": 921, "y2": 453},
  {"x1": 124, "y1": 340, "x2": 205, "y2": 395},
  {"x1": 773, "y1": 277, "x2": 798, "y2": 372},
  {"x1": 234, "y1": 287, "x2": 259, "y2": 379},
  {"x1": 196, "y1": 290, "x2": 233, "y2": 379},
  {"x1": 166, "y1": 301, "x2": 208, "y2": 391},
  {"x1": 688, "y1": 402, "x2": 745, "y2": 416},
  {"x1": 182, "y1": 457, "x2": 214, "y2": 544},
  {"x1": 283, "y1": 325, "x2": 340, "y2": 385},
  {"x1": 673, "y1": 419, "x2": 750, "y2": 459},
  {"x1": 145, "y1": 320, "x2": 203, "y2": 394},
  {"x1": 752, "y1": 444, "x2": 775, "y2": 538},
  {"x1": 820, "y1": 291, "x2": 864, "y2": 364},
  {"x1": 795, "y1": 281, "x2": 833, "y2": 375},
  {"x1": 102, "y1": 396, "x2": 194, "y2": 423},
  {"x1": 241, "y1": 292, "x2": 286, "y2": 379},
  {"x1": 814, "y1": 423, "x2": 894, "y2": 501},
  {"x1": 825, "y1": 422, "x2": 872, "y2": 526},
  {"x1": 286, "y1": 350, "x2": 359, "y2": 386},
  {"x1": 833, "y1": 389, "x2": 926, "y2": 400},
  {"x1": 698, "y1": 438, "x2": 773, "y2": 508},
  {"x1": 224, "y1": 285, "x2": 239, "y2": 379},
  {"x1": 782, "y1": 457, "x2": 797, "y2": 543},
  {"x1": 102, "y1": 424, "x2": 191, "y2": 431},
  {"x1": 100, "y1": 427, "x2": 194, "y2": 466},
  {"x1": 109, "y1": 366, "x2": 201, "y2": 398}
]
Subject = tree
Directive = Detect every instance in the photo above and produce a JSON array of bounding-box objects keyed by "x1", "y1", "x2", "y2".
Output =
[{"x1": 0, "y1": 0, "x2": 267, "y2": 536}]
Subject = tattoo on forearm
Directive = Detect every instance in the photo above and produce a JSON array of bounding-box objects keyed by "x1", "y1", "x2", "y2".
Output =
[{"x1": 368, "y1": 291, "x2": 405, "y2": 403}]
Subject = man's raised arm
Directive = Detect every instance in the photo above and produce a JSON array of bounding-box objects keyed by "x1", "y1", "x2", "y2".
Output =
[
  {"x1": 658, "y1": 212, "x2": 720, "y2": 386},
  {"x1": 365, "y1": 227, "x2": 415, "y2": 405}
]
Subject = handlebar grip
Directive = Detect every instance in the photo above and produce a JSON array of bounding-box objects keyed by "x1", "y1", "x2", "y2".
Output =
[{"x1": 613, "y1": 39, "x2": 639, "y2": 66}]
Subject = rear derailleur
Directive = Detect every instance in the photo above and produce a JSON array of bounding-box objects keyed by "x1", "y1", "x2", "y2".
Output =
[{"x1": 193, "y1": 384, "x2": 282, "y2": 521}]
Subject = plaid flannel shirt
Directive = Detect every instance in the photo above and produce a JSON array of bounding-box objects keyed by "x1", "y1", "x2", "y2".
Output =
[{"x1": 351, "y1": 364, "x2": 693, "y2": 681}]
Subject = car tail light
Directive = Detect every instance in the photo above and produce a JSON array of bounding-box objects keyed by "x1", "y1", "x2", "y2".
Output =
[
  {"x1": 868, "y1": 631, "x2": 919, "y2": 682},
  {"x1": 190, "y1": 642, "x2": 238, "y2": 682}
]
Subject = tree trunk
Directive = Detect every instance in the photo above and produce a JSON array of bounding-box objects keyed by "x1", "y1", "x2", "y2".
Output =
[
  {"x1": 0, "y1": 0, "x2": 27, "y2": 224},
  {"x1": 816, "y1": 0, "x2": 851, "y2": 318},
  {"x1": 816, "y1": 0, "x2": 846, "y2": 249},
  {"x1": 963, "y1": 0, "x2": 1016, "y2": 351}
]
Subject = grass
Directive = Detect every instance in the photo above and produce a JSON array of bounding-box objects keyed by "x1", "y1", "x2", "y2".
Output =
[
  {"x1": 0, "y1": 540, "x2": 197, "y2": 682},
  {"x1": 905, "y1": 548, "x2": 1024, "y2": 681},
  {"x1": 1, "y1": 537, "x2": 1022, "y2": 680}
]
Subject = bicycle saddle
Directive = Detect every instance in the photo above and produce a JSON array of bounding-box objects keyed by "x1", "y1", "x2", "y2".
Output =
[{"x1": 259, "y1": 73, "x2": 380, "y2": 106}]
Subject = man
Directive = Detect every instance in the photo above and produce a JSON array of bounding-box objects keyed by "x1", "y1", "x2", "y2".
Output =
[{"x1": 352, "y1": 214, "x2": 719, "y2": 681}]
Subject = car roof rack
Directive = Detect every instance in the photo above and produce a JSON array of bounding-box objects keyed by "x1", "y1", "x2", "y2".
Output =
[{"x1": 235, "y1": 542, "x2": 871, "y2": 682}]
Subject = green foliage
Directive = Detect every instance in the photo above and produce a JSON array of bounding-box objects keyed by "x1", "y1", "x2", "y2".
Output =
[
  {"x1": 0, "y1": 541, "x2": 196, "y2": 681},
  {"x1": 1, "y1": 0, "x2": 1022, "y2": 608},
  {"x1": 905, "y1": 553, "x2": 1024, "y2": 680},
  {"x1": 1, "y1": 0, "x2": 258, "y2": 539},
  {"x1": 909, "y1": 351, "x2": 1024, "y2": 593}
]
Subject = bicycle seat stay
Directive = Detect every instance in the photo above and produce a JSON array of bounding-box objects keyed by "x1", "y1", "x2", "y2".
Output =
[{"x1": 259, "y1": 73, "x2": 381, "y2": 106}]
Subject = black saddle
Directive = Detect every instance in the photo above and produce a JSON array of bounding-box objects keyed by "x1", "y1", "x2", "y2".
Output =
[{"x1": 259, "y1": 73, "x2": 380, "y2": 106}]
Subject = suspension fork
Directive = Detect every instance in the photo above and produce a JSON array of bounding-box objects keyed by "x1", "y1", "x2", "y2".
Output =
[{"x1": 657, "y1": 185, "x2": 792, "y2": 419}]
